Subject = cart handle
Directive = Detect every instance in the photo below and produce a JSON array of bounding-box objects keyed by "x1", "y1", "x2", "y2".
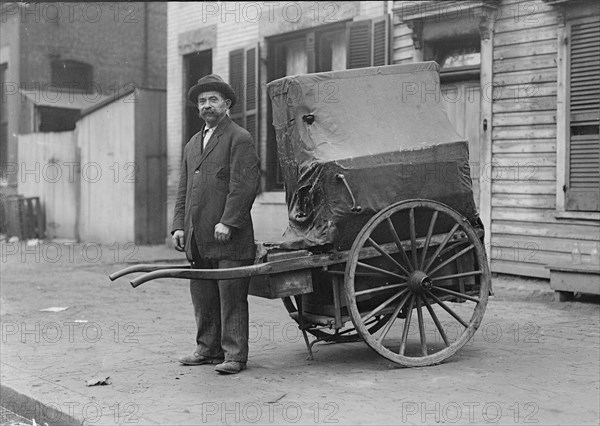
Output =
[
  {"x1": 128, "y1": 251, "x2": 348, "y2": 288},
  {"x1": 109, "y1": 263, "x2": 191, "y2": 281}
]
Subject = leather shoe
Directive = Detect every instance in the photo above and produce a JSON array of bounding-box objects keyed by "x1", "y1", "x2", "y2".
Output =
[
  {"x1": 179, "y1": 352, "x2": 223, "y2": 366},
  {"x1": 215, "y1": 361, "x2": 246, "y2": 374}
]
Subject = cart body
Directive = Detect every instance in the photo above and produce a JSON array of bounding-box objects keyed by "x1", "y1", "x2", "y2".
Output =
[{"x1": 267, "y1": 62, "x2": 478, "y2": 251}]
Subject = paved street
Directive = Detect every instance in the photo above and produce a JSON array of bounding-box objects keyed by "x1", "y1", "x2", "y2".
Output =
[{"x1": 1, "y1": 242, "x2": 599, "y2": 425}]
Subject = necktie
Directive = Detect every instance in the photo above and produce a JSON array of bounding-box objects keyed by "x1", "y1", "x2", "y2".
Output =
[{"x1": 202, "y1": 127, "x2": 212, "y2": 150}]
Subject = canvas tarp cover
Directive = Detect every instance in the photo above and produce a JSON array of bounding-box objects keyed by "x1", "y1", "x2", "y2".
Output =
[{"x1": 266, "y1": 62, "x2": 478, "y2": 250}]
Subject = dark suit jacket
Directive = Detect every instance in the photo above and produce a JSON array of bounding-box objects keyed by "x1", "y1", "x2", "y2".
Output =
[{"x1": 172, "y1": 116, "x2": 260, "y2": 261}]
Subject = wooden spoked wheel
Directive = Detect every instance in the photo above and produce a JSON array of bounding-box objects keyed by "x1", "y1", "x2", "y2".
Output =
[
  {"x1": 345, "y1": 200, "x2": 490, "y2": 367},
  {"x1": 282, "y1": 296, "x2": 390, "y2": 342}
]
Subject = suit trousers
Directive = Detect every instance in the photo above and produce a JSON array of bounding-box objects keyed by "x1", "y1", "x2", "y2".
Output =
[{"x1": 190, "y1": 236, "x2": 252, "y2": 362}]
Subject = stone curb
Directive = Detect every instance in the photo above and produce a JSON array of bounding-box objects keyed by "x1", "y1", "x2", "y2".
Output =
[{"x1": 0, "y1": 385, "x2": 80, "y2": 426}]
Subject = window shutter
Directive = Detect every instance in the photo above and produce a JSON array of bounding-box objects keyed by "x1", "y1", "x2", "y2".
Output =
[
  {"x1": 347, "y1": 17, "x2": 390, "y2": 69},
  {"x1": 372, "y1": 16, "x2": 390, "y2": 67},
  {"x1": 229, "y1": 48, "x2": 245, "y2": 125},
  {"x1": 347, "y1": 20, "x2": 372, "y2": 69},
  {"x1": 306, "y1": 32, "x2": 316, "y2": 73},
  {"x1": 566, "y1": 19, "x2": 600, "y2": 211},
  {"x1": 228, "y1": 44, "x2": 260, "y2": 152},
  {"x1": 245, "y1": 44, "x2": 260, "y2": 148}
]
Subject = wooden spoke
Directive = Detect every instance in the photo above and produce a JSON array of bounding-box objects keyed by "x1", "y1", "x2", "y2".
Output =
[
  {"x1": 422, "y1": 296, "x2": 450, "y2": 346},
  {"x1": 427, "y1": 244, "x2": 475, "y2": 276},
  {"x1": 433, "y1": 287, "x2": 481, "y2": 303},
  {"x1": 434, "y1": 240, "x2": 470, "y2": 264},
  {"x1": 425, "y1": 289, "x2": 469, "y2": 328},
  {"x1": 419, "y1": 211, "x2": 438, "y2": 269},
  {"x1": 386, "y1": 218, "x2": 414, "y2": 272},
  {"x1": 376, "y1": 292, "x2": 412, "y2": 343},
  {"x1": 356, "y1": 262, "x2": 406, "y2": 281},
  {"x1": 361, "y1": 288, "x2": 409, "y2": 323},
  {"x1": 367, "y1": 237, "x2": 411, "y2": 276},
  {"x1": 423, "y1": 223, "x2": 460, "y2": 273},
  {"x1": 398, "y1": 296, "x2": 415, "y2": 356},
  {"x1": 415, "y1": 295, "x2": 427, "y2": 356},
  {"x1": 409, "y1": 208, "x2": 419, "y2": 269},
  {"x1": 431, "y1": 270, "x2": 483, "y2": 283},
  {"x1": 355, "y1": 282, "x2": 407, "y2": 297}
]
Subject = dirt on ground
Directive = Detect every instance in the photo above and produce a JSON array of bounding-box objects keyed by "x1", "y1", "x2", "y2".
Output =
[{"x1": 1, "y1": 242, "x2": 599, "y2": 425}]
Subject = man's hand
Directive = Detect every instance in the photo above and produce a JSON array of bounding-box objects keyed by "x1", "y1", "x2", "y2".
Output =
[
  {"x1": 214, "y1": 223, "x2": 232, "y2": 243},
  {"x1": 172, "y1": 230, "x2": 185, "y2": 252}
]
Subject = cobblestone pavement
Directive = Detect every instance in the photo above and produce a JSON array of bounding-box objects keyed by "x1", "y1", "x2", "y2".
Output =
[{"x1": 1, "y1": 242, "x2": 599, "y2": 425}]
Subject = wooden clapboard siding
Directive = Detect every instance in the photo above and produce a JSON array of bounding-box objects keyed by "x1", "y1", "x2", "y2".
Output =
[
  {"x1": 494, "y1": 112, "x2": 556, "y2": 126},
  {"x1": 494, "y1": 69, "x2": 557, "y2": 86},
  {"x1": 493, "y1": 220, "x2": 599, "y2": 240},
  {"x1": 494, "y1": 53, "x2": 557, "y2": 73},
  {"x1": 492, "y1": 152, "x2": 555, "y2": 164},
  {"x1": 495, "y1": 10, "x2": 558, "y2": 34},
  {"x1": 493, "y1": 139, "x2": 556, "y2": 153},
  {"x1": 17, "y1": 132, "x2": 78, "y2": 239},
  {"x1": 492, "y1": 181, "x2": 555, "y2": 195},
  {"x1": 492, "y1": 194, "x2": 555, "y2": 209},
  {"x1": 492, "y1": 82, "x2": 558, "y2": 100},
  {"x1": 493, "y1": 125, "x2": 557, "y2": 140},
  {"x1": 494, "y1": 27, "x2": 557, "y2": 46},
  {"x1": 388, "y1": 0, "x2": 598, "y2": 279},
  {"x1": 489, "y1": 0, "x2": 599, "y2": 278},
  {"x1": 494, "y1": 39, "x2": 557, "y2": 60},
  {"x1": 495, "y1": 234, "x2": 575, "y2": 256},
  {"x1": 392, "y1": 18, "x2": 413, "y2": 64},
  {"x1": 493, "y1": 96, "x2": 556, "y2": 112}
]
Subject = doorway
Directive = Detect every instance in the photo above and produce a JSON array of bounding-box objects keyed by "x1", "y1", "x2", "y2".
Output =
[
  {"x1": 426, "y1": 38, "x2": 482, "y2": 209},
  {"x1": 183, "y1": 50, "x2": 212, "y2": 145},
  {"x1": 441, "y1": 81, "x2": 482, "y2": 206}
]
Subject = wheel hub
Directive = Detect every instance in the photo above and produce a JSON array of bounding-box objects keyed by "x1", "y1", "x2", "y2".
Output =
[{"x1": 408, "y1": 270, "x2": 433, "y2": 294}]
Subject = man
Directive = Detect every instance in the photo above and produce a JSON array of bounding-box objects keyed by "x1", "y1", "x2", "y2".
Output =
[{"x1": 172, "y1": 74, "x2": 260, "y2": 374}]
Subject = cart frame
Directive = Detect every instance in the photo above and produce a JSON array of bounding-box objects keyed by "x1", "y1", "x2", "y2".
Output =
[{"x1": 111, "y1": 199, "x2": 491, "y2": 367}]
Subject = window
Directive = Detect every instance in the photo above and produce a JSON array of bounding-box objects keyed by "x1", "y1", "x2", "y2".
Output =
[
  {"x1": 51, "y1": 60, "x2": 93, "y2": 92},
  {"x1": 265, "y1": 17, "x2": 390, "y2": 190},
  {"x1": 228, "y1": 44, "x2": 260, "y2": 151},
  {"x1": 425, "y1": 37, "x2": 481, "y2": 81},
  {"x1": 183, "y1": 50, "x2": 212, "y2": 145},
  {"x1": 565, "y1": 17, "x2": 600, "y2": 212}
]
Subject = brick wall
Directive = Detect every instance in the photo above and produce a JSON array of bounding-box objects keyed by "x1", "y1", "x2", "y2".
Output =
[
  {"x1": 19, "y1": 2, "x2": 166, "y2": 93},
  {"x1": 166, "y1": 2, "x2": 389, "y2": 241},
  {"x1": 1, "y1": 9, "x2": 21, "y2": 189},
  {"x1": 166, "y1": 2, "x2": 258, "y2": 234}
]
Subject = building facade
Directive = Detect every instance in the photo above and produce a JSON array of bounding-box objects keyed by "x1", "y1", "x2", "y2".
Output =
[
  {"x1": 0, "y1": 2, "x2": 167, "y2": 192},
  {"x1": 167, "y1": 1, "x2": 599, "y2": 278},
  {"x1": 167, "y1": 1, "x2": 393, "y2": 243},
  {"x1": 392, "y1": 0, "x2": 599, "y2": 277}
]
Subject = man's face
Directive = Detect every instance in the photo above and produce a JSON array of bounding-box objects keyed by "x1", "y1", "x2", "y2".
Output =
[{"x1": 197, "y1": 91, "x2": 230, "y2": 127}]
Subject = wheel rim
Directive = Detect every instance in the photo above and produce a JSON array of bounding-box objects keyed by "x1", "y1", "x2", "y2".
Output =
[{"x1": 344, "y1": 200, "x2": 490, "y2": 367}]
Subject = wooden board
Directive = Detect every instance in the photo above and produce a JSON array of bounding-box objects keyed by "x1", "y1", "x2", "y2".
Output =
[
  {"x1": 548, "y1": 264, "x2": 600, "y2": 296},
  {"x1": 249, "y1": 250, "x2": 313, "y2": 299}
]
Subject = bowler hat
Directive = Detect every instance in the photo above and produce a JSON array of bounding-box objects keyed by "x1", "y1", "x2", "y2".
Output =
[{"x1": 188, "y1": 74, "x2": 237, "y2": 109}]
